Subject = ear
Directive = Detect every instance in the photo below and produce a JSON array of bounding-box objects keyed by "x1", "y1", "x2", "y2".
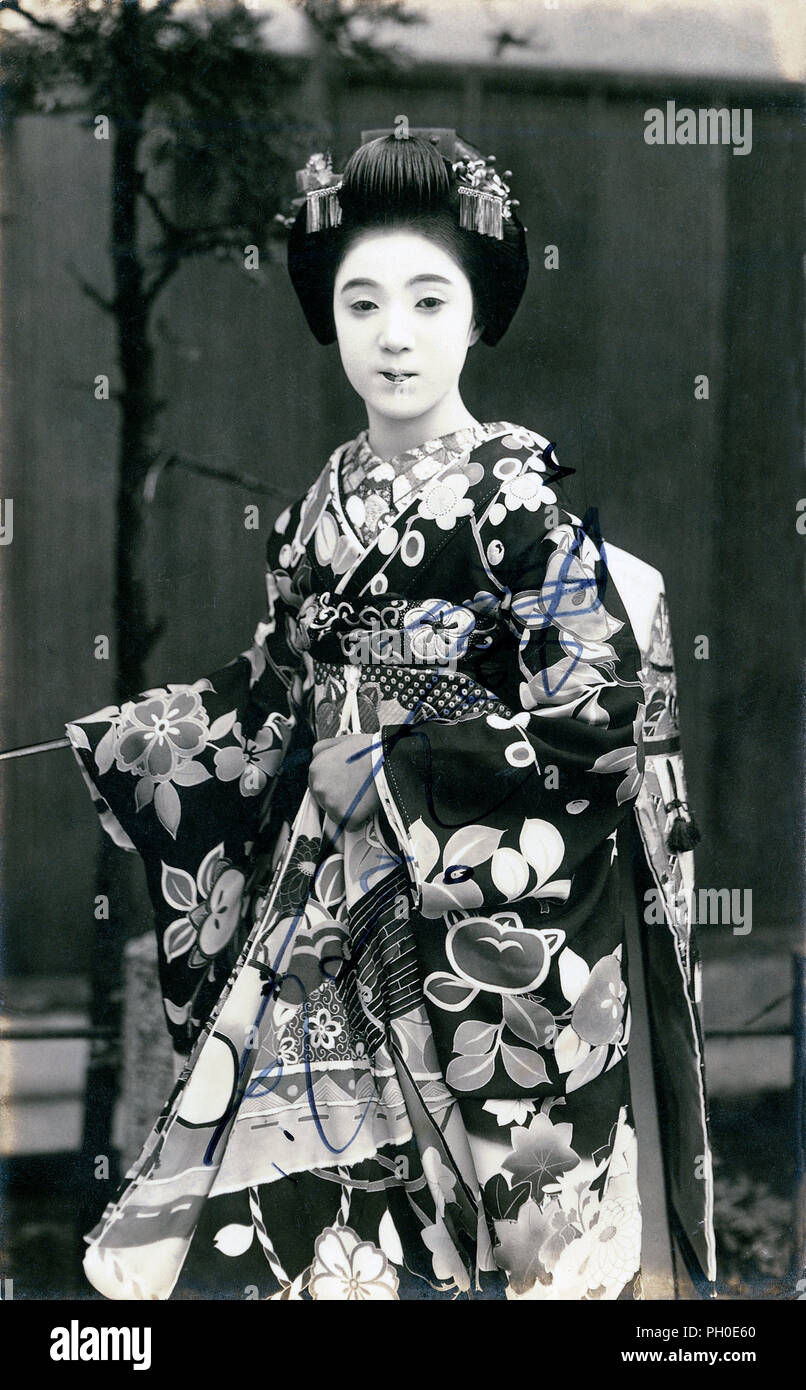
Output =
[{"x1": 468, "y1": 316, "x2": 483, "y2": 347}]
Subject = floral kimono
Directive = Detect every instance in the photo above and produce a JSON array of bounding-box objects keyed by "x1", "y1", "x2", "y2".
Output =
[{"x1": 67, "y1": 419, "x2": 708, "y2": 1301}]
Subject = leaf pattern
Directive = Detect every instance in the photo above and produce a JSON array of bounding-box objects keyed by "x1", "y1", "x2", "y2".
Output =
[
  {"x1": 67, "y1": 421, "x2": 710, "y2": 1300},
  {"x1": 503, "y1": 994, "x2": 556, "y2": 1048},
  {"x1": 453, "y1": 1019, "x2": 498, "y2": 1055},
  {"x1": 501, "y1": 1041, "x2": 550, "y2": 1088},
  {"x1": 445, "y1": 1049, "x2": 497, "y2": 1092}
]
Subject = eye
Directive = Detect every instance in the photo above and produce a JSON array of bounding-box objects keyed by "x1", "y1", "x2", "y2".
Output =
[
  {"x1": 350, "y1": 300, "x2": 377, "y2": 313},
  {"x1": 417, "y1": 296, "x2": 445, "y2": 310}
]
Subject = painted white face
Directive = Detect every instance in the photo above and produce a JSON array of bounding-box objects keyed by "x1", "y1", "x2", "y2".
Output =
[{"x1": 332, "y1": 227, "x2": 481, "y2": 425}]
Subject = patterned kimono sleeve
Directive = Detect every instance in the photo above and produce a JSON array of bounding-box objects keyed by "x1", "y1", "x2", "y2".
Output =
[
  {"x1": 377, "y1": 507, "x2": 646, "y2": 917},
  {"x1": 633, "y1": 587, "x2": 702, "y2": 1000},
  {"x1": 65, "y1": 513, "x2": 304, "y2": 1052}
]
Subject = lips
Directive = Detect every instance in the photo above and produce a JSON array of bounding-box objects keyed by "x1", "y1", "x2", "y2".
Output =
[{"x1": 378, "y1": 370, "x2": 417, "y2": 382}]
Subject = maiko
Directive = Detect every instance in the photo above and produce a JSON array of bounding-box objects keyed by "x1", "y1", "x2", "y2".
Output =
[{"x1": 50, "y1": 1320, "x2": 152, "y2": 1371}]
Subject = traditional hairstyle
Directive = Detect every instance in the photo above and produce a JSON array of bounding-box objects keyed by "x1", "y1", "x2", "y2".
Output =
[{"x1": 285, "y1": 130, "x2": 529, "y2": 347}]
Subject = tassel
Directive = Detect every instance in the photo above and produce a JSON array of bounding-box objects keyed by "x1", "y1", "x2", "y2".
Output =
[
  {"x1": 664, "y1": 758, "x2": 702, "y2": 852},
  {"x1": 256, "y1": 962, "x2": 282, "y2": 999},
  {"x1": 458, "y1": 185, "x2": 504, "y2": 240},
  {"x1": 305, "y1": 182, "x2": 343, "y2": 233}
]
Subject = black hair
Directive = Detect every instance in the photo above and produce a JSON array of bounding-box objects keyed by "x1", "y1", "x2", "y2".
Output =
[{"x1": 287, "y1": 133, "x2": 528, "y2": 347}]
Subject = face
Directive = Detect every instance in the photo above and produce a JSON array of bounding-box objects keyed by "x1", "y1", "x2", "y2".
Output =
[{"x1": 332, "y1": 228, "x2": 482, "y2": 423}]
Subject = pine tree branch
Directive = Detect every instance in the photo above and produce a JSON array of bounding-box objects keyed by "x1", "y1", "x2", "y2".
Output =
[
  {"x1": 139, "y1": 182, "x2": 245, "y2": 252},
  {"x1": 138, "y1": 181, "x2": 178, "y2": 237},
  {"x1": 143, "y1": 233, "x2": 261, "y2": 305},
  {"x1": 143, "y1": 256, "x2": 180, "y2": 307},
  {"x1": 65, "y1": 260, "x2": 116, "y2": 315},
  {"x1": 145, "y1": 451, "x2": 282, "y2": 503}
]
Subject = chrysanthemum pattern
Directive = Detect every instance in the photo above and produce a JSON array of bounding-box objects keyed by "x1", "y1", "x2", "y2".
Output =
[{"x1": 67, "y1": 421, "x2": 668, "y2": 1304}]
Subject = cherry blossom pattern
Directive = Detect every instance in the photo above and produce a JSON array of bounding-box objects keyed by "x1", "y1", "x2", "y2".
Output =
[
  {"x1": 160, "y1": 842, "x2": 247, "y2": 968},
  {"x1": 403, "y1": 599, "x2": 476, "y2": 664},
  {"x1": 107, "y1": 685, "x2": 214, "y2": 834},
  {"x1": 416, "y1": 472, "x2": 475, "y2": 531},
  {"x1": 74, "y1": 682, "x2": 294, "y2": 839},
  {"x1": 113, "y1": 688, "x2": 210, "y2": 782},
  {"x1": 500, "y1": 425, "x2": 548, "y2": 451},
  {"x1": 500, "y1": 471, "x2": 556, "y2": 514},
  {"x1": 213, "y1": 717, "x2": 286, "y2": 797},
  {"x1": 276, "y1": 1032, "x2": 300, "y2": 1066},
  {"x1": 308, "y1": 1226, "x2": 399, "y2": 1300},
  {"x1": 306, "y1": 1007, "x2": 343, "y2": 1051},
  {"x1": 70, "y1": 423, "x2": 658, "y2": 1302}
]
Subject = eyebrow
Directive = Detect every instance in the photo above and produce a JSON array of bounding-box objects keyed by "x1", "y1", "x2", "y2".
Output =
[{"x1": 338, "y1": 274, "x2": 454, "y2": 293}]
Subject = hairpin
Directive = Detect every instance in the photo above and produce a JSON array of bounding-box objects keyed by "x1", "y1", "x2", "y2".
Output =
[
  {"x1": 298, "y1": 151, "x2": 343, "y2": 232},
  {"x1": 273, "y1": 151, "x2": 343, "y2": 234},
  {"x1": 452, "y1": 154, "x2": 519, "y2": 240},
  {"x1": 361, "y1": 127, "x2": 519, "y2": 238},
  {"x1": 274, "y1": 132, "x2": 520, "y2": 240}
]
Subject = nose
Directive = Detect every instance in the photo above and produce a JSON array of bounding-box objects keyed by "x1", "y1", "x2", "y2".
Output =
[{"x1": 377, "y1": 305, "x2": 414, "y2": 353}]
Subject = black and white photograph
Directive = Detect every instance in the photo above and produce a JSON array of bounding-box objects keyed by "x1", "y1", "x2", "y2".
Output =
[{"x1": 0, "y1": 0, "x2": 803, "y2": 1357}]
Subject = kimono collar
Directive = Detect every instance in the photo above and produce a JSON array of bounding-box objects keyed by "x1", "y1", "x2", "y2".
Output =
[
  {"x1": 313, "y1": 421, "x2": 570, "y2": 599},
  {"x1": 348, "y1": 420, "x2": 501, "y2": 479},
  {"x1": 339, "y1": 421, "x2": 515, "y2": 550}
]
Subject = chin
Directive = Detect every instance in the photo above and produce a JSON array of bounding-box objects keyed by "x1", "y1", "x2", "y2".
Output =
[
  {"x1": 370, "y1": 381, "x2": 435, "y2": 405},
  {"x1": 381, "y1": 397, "x2": 429, "y2": 415}
]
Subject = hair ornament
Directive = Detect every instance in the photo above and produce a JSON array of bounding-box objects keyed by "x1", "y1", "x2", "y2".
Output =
[
  {"x1": 284, "y1": 121, "x2": 530, "y2": 346},
  {"x1": 298, "y1": 151, "x2": 343, "y2": 232},
  {"x1": 360, "y1": 128, "x2": 518, "y2": 240},
  {"x1": 304, "y1": 181, "x2": 343, "y2": 232},
  {"x1": 273, "y1": 151, "x2": 344, "y2": 233},
  {"x1": 277, "y1": 128, "x2": 519, "y2": 240},
  {"x1": 453, "y1": 154, "x2": 518, "y2": 240}
]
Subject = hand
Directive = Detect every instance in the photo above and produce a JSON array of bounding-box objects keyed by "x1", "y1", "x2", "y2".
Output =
[{"x1": 309, "y1": 733, "x2": 383, "y2": 831}]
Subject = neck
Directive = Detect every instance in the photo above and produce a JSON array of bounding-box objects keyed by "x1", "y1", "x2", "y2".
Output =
[{"x1": 364, "y1": 391, "x2": 480, "y2": 460}]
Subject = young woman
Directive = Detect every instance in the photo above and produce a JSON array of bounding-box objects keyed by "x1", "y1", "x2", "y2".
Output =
[{"x1": 67, "y1": 127, "x2": 715, "y2": 1300}]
